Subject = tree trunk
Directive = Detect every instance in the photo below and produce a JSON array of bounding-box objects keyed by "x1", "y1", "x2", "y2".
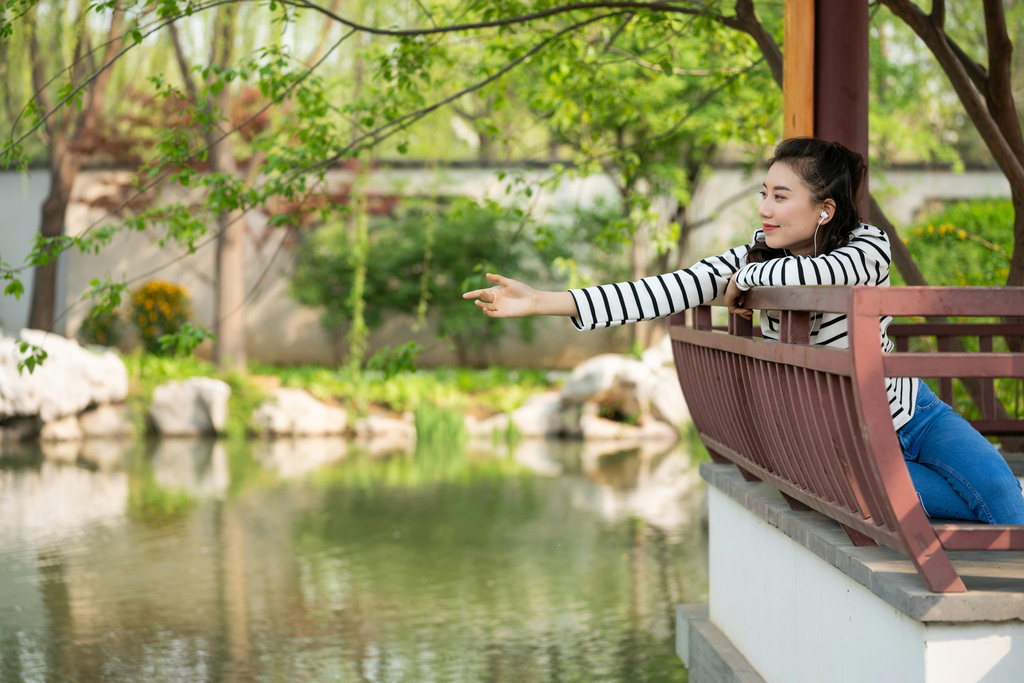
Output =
[
  {"x1": 208, "y1": 120, "x2": 247, "y2": 371},
  {"x1": 26, "y1": 9, "x2": 123, "y2": 332},
  {"x1": 28, "y1": 134, "x2": 80, "y2": 331},
  {"x1": 209, "y1": 6, "x2": 246, "y2": 370}
]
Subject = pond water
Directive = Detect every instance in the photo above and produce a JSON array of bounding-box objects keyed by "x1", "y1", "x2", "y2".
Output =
[{"x1": 0, "y1": 435, "x2": 707, "y2": 683}]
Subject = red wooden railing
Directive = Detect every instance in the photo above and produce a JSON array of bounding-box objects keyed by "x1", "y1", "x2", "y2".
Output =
[{"x1": 669, "y1": 286, "x2": 1024, "y2": 593}]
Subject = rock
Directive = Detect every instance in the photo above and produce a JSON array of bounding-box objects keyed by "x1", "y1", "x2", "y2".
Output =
[
  {"x1": 354, "y1": 413, "x2": 416, "y2": 457},
  {"x1": 510, "y1": 392, "x2": 577, "y2": 438},
  {"x1": 149, "y1": 377, "x2": 231, "y2": 436},
  {"x1": 560, "y1": 354, "x2": 654, "y2": 416},
  {"x1": 580, "y1": 414, "x2": 643, "y2": 441},
  {"x1": 251, "y1": 388, "x2": 347, "y2": 436},
  {"x1": 638, "y1": 416, "x2": 680, "y2": 444},
  {"x1": 649, "y1": 367, "x2": 690, "y2": 426},
  {"x1": 641, "y1": 334, "x2": 674, "y2": 371},
  {"x1": 79, "y1": 404, "x2": 136, "y2": 439},
  {"x1": 465, "y1": 412, "x2": 511, "y2": 439},
  {"x1": 39, "y1": 415, "x2": 83, "y2": 442},
  {"x1": 0, "y1": 329, "x2": 129, "y2": 422}
]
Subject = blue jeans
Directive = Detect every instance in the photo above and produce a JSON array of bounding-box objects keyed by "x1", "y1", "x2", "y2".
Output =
[{"x1": 897, "y1": 380, "x2": 1024, "y2": 524}]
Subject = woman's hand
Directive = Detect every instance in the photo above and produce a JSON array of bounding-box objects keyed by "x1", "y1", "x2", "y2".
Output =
[
  {"x1": 462, "y1": 273, "x2": 539, "y2": 318},
  {"x1": 725, "y1": 274, "x2": 752, "y2": 320}
]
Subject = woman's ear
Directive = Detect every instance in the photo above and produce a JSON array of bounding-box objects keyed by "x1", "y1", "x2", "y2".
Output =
[{"x1": 820, "y1": 199, "x2": 837, "y2": 224}]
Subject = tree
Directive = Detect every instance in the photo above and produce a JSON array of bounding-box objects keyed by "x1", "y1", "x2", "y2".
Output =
[
  {"x1": 877, "y1": 1, "x2": 1024, "y2": 294},
  {"x1": 0, "y1": 0, "x2": 1014, "y2": 368},
  {"x1": 2, "y1": 2, "x2": 125, "y2": 332}
]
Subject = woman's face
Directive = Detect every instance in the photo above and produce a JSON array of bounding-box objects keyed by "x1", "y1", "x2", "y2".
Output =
[{"x1": 758, "y1": 162, "x2": 832, "y2": 257}]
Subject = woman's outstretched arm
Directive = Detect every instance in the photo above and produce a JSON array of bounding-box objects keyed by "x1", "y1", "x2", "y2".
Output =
[{"x1": 462, "y1": 273, "x2": 578, "y2": 318}]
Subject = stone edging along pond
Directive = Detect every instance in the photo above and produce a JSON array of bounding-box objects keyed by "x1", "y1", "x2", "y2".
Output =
[{"x1": 1, "y1": 329, "x2": 691, "y2": 460}]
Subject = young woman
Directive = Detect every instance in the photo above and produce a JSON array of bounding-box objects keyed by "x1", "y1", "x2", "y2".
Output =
[{"x1": 463, "y1": 137, "x2": 1024, "y2": 525}]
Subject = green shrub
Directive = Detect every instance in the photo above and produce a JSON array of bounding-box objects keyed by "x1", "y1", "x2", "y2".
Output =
[
  {"x1": 904, "y1": 199, "x2": 1012, "y2": 287},
  {"x1": 366, "y1": 342, "x2": 422, "y2": 380},
  {"x1": 130, "y1": 280, "x2": 193, "y2": 355},
  {"x1": 78, "y1": 303, "x2": 123, "y2": 347},
  {"x1": 290, "y1": 198, "x2": 631, "y2": 364}
]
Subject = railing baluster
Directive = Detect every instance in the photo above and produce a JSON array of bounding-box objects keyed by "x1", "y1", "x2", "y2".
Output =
[
  {"x1": 980, "y1": 336, "x2": 997, "y2": 419},
  {"x1": 815, "y1": 372, "x2": 865, "y2": 514},
  {"x1": 728, "y1": 312, "x2": 753, "y2": 337},
  {"x1": 694, "y1": 305, "x2": 713, "y2": 331},
  {"x1": 937, "y1": 335, "x2": 953, "y2": 406}
]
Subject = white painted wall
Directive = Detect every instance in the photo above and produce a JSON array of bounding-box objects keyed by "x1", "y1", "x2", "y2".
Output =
[
  {"x1": 707, "y1": 487, "x2": 1024, "y2": 683},
  {"x1": 0, "y1": 170, "x2": 51, "y2": 333}
]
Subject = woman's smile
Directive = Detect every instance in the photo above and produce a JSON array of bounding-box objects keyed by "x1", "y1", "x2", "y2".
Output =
[{"x1": 757, "y1": 162, "x2": 831, "y2": 257}]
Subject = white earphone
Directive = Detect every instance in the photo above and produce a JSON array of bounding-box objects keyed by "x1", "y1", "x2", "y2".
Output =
[{"x1": 813, "y1": 210, "x2": 828, "y2": 256}]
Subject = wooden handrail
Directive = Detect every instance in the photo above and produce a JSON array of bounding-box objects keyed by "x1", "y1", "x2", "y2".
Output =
[{"x1": 670, "y1": 285, "x2": 1024, "y2": 593}]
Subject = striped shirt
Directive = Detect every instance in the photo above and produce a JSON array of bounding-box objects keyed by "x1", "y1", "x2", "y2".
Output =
[{"x1": 568, "y1": 224, "x2": 918, "y2": 431}]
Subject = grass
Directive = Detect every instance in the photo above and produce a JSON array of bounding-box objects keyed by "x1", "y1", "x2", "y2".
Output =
[
  {"x1": 123, "y1": 352, "x2": 557, "y2": 437},
  {"x1": 248, "y1": 362, "x2": 554, "y2": 416}
]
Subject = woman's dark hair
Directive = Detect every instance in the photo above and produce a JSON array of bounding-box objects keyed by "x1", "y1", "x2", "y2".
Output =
[{"x1": 747, "y1": 137, "x2": 867, "y2": 263}]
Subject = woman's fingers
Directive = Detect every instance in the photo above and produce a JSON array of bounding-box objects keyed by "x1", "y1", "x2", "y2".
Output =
[
  {"x1": 463, "y1": 287, "x2": 496, "y2": 302},
  {"x1": 486, "y1": 272, "x2": 510, "y2": 286}
]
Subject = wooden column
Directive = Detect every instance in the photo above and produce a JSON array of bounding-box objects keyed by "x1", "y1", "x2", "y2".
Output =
[
  {"x1": 814, "y1": 0, "x2": 870, "y2": 217},
  {"x1": 783, "y1": 0, "x2": 815, "y2": 138}
]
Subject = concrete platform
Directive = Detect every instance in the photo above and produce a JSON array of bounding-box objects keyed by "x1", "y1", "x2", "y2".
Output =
[
  {"x1": 677, "y1": 604, "x2": 766, "y2": 683},
  {"x1": 701, "y1": 462, "x2": 1024, "y2": 621},
  {"x1": 685, "y1": 462, "x2": 1024, "y2": 683}
]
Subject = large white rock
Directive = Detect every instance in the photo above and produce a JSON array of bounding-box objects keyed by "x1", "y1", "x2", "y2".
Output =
[
  {"x1": 649, "y1": 367, "x2": 690, "y2": 426},
  {"x1": 560, "y1": 354, "x2": 655, "y2": 416},
  {"x1": 354, "y1": 413, "x2": 416, "y2": 457},
  {"x1": 79, "y1": 404, "x2": 136, "y2": 439},
  {"x1": 465, "y1": 412, "x2": 511, "y2": 439},
  {"x1": 149, "y1": 378, "x2": 231, "y2": 436},
  {"x1": 0, "y1": 329, "x2": 128, "y2": 422},
  {"x1": 641, "y1": 333, "x2": 675, "y2": 371},
  {"x1": 580, "y1": 414, "x2": 643, "y2": 441},
  {"x1": 251, "y1": 388, "x2": 348, "y2": 436},
  {"x1": 511, "y1": 391, "x2": 577, "y2": 438}
]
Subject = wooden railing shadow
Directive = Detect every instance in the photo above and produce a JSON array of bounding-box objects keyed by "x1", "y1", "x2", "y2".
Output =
[{"x1": 668, "y1": 286, "x2": 1024, "y2": 593}]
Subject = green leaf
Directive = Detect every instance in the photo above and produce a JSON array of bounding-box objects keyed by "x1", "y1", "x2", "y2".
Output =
[{"x1": 4, "y1": 279, "x2": 24, "y2": 300}]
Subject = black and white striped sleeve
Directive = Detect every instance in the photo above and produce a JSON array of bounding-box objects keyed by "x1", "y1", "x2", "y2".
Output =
[
  {"x1": 567, "y1": 239, "x2": 753, "y2": 331},
  {"x1": 732, "y1": 225, "x2": 891, "y2": 291}
]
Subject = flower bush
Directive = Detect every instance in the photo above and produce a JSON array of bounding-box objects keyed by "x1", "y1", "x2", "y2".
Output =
[
  {"x1": 130, "y1": 280, "x2": 192, "y2": 354},
  {"x1": 78, "y1": 303, "x2": 122, "y2": 347}
]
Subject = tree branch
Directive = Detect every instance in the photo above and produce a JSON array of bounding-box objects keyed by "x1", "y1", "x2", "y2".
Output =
[
  {"x1": 76, "y1": 9, "x2": 125, "y2": 144},
  {"x1": 946, "y1": 34, "x2": 989, "y2": 94},
  {"x1": 981, "y1": 0, "x2": 1016, "y2": 122},
  {"x1": 168, "y1": 21, "x2": 200, "y2": 102},
  {"x1": 27, "y1": 7, "x2": 54, "y2": 137},
  {"x1": 930, "y1": 0, "x2": 945, "y2": 30},
  {"x1": 881, "y1": 0, "x2": 1024, "y2": 197},
  {"x1": 3, "y1": 0, "x2": 247, "y2": 159},
  {"x1": 720, "y1": 0, "x2": 782, "y2": 87},
  {"x1": 285, "y1": 0, "x2": 707, "y2": 37}
]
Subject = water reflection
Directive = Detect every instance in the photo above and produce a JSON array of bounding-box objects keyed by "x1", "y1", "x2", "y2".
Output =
[{"x1": 0, "y1": 434, "x2": 706, "y2": 682}]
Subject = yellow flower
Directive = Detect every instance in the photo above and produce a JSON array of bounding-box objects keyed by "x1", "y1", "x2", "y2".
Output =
[
  {"x1": 927, "y1": 225, "x2": 934, "y2": 234},
  {"x1": 958, "y1": 230, "x2": 966, "y2": 239},
  {"x1": 149, "y1": 310, "x2": 157, "y2": 322}
]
